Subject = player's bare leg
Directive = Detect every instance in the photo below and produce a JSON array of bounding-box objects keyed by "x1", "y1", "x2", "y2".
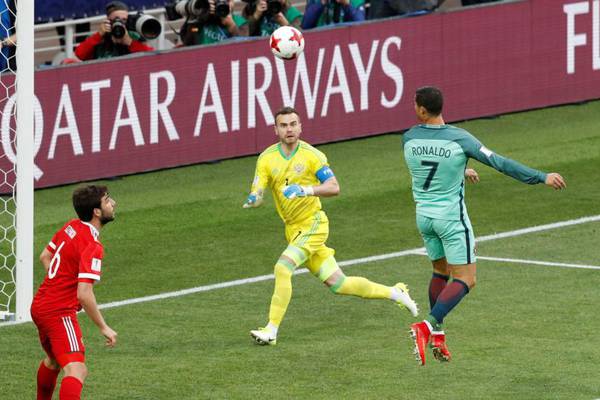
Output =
[
  {"x1": 37, "y1": 357, "x2": 60, "y2": 400},
  {"x1": 60, "y1": 361, "x2": 87, "y2": 400}
]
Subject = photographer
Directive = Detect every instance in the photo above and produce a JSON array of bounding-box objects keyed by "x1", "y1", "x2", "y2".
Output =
[
  {"x1": 75, "y1": 1, "x2": 154, "y2": 61},
  {"x1": 242, "y1": 0, "x2": 302, "y2": 37},
  {"x1": 301, "y1": 0, "x2": 364, "y2": 29},
  {"x1": 179, "y1": 0, "x2": 248, "y2": 45}
]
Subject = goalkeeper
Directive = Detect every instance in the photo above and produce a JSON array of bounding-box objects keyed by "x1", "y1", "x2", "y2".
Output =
[{"x1": 243, "y1": 106, "x2": 418, "y2": 346}]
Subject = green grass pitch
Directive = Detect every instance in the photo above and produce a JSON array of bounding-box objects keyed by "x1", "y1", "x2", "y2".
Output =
[{"x1": 2, "y1": 101, "x2": 600, "y2": 399}]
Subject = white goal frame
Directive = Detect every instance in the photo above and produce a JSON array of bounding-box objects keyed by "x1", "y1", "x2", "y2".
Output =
[{"x1": 14, "y1": 0, "x2": 35, "y2": 323}]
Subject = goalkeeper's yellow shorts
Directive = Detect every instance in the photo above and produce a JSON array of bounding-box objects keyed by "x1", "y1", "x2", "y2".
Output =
[{"x1": 285, "y1": 211, "x2": 335, "y2": 274}]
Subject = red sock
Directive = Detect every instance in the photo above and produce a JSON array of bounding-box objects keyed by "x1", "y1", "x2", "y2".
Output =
[
  {"x1": 428, "y1": 272, "x2": 450, "y2": 309},
  {"x1": 59, "y1": 376, "x2": 83, "y2": 400},
  {"x1": 37, "y1": 361, "x2": 60, "y2": 400}
]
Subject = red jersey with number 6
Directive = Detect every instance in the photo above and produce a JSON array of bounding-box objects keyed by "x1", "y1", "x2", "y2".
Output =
[{"x1": 31, "y1": 219, "x2": 104, "y2": 318}]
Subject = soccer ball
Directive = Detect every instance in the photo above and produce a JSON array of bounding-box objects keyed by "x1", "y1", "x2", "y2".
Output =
[{"x1": 270, "y1": 26, "x2": 305, "y2": 60}]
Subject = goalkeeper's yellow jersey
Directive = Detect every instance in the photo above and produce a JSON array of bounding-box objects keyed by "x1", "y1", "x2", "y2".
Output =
[{"x1": 251, "y1": 140, "x2": 329, "y2": 226}]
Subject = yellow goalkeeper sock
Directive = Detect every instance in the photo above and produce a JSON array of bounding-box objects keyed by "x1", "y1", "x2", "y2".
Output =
[
  {"x1": 267, "y1": 246, "x2": 306, "y2": 328},
  {"x1": 335, "y1": 276, "x2": 392, "y2": 299},
  {"x1": 268, "y1": 263, "x2": 293, "y2": 328}
]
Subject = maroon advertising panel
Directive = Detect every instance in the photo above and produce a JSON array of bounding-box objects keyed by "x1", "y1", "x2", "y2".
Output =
[{"x1": 0, "y1": 0, "x2": 598, "y2": 190}]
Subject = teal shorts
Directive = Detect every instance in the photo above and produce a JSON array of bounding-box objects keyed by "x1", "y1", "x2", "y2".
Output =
[{"x1": 416, "y1": 214, "x2": 476, "y2": 265}]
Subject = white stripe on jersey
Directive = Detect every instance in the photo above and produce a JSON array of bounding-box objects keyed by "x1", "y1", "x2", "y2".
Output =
[
  {"x1": 62, "y1": 316, "x2": 79, "y2": 352},
  {"x1": 48, "y1": 241, "x2": 57, "y2": 250},
  {"x1": 78, "y1": 273, "x2": 101, "y2": 281}
]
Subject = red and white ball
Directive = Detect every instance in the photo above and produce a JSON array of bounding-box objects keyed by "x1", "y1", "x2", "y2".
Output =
[{"x1": 270, "y1": 26, "x2": 305, "y2": 60}]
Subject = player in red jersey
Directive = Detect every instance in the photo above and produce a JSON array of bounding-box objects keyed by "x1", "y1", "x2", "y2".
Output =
[{"x1": 30, "y1": 185, "x2": 117, "y2": 400}]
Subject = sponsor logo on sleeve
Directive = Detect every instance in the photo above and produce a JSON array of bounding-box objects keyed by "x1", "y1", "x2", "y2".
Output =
[
  {"x1": 65, "y1": 225, "x2": 76, "y2": 239},
  {"x1": 91, "y1": 258, "x2": 102, "y2": 272},
  {"x1": 479, "y1": 146, "x2": 493, "y2": 157}
]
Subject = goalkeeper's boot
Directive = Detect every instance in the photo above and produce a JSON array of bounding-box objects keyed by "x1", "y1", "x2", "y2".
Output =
[
  {"x1": 250, "y1": 327, "x2": 277, "y2": 346},
  {"x1": 410, "y1": 320, "x2": 432, "y2": 366},
  {"x1": 431, "y1": 331, "x2": 451, "y2": 362},
  {"x1": 394, "y1": 282, "x2": 419, "y2": 317}
]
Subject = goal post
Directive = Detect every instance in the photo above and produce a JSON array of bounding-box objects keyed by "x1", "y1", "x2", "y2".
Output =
[{"x1": 1, "y1": 0, "x2": 35, "y2": 323}]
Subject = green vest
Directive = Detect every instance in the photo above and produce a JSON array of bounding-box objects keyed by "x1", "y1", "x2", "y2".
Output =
[
  {"x1": 194, "y1": 15, "x2": 247, "y2": 45},
  {"x1": 259, "y1": 7, "x2": 302, "y2": 36}
]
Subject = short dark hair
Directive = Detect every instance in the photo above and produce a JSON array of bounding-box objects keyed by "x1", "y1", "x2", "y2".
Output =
[
  {"x1": 106, "y1": 1, "x2": 128, "y2": 16},
  {"x1": 72, "y1": 185, "x2": 108, "y2": 222},
  {"x1": 415, "y1": 86, "x2": 443, "y2": 116},
  {"x1": 274, "y1": 106, "x2": 300, "y2": 124}
]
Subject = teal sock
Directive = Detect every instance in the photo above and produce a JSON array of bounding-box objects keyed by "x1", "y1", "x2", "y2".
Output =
[{"x1": 426, "y1": 314, "x2": 443, "y2": 332}]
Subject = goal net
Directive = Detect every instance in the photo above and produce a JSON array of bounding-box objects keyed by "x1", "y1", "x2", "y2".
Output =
[{"x1": 0, "y1": 0, "x2": 34, "y2": 323}]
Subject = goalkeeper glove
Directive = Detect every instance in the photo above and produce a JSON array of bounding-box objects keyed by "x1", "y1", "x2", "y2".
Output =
[
  {"x1": 243, "y1": 193, "x2": 263, "y2": 208},
  {"x1": 282, "y1": 185, "x2": 314, "y2": 199}
]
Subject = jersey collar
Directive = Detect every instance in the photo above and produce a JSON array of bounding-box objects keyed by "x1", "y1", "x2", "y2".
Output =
[
  {"x1": 277, "y1": 142, "x2": 300, "y2": 160},
  {"x1": 81, "y1": 221, "x2": 100, "y2": 241},
  {"x1": 419, "y1": 124, "x2": 447, "y2": 129}
]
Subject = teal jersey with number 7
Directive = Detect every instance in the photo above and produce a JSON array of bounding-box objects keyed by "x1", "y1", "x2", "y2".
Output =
[{"x1": 402, "y1": 124, "x2": 547, "y2": 221}]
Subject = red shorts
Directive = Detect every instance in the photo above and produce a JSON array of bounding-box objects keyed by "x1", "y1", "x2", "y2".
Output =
[{"x1": 32, "y1": 313, "x2": 86, "y2": 367}]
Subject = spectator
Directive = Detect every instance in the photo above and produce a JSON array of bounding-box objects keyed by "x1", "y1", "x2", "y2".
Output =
[
  {"x1": 180, "y1": 0, "x2": 248, "y2": 45},
  {"x1": 302, "y1": 0, "x2": 365, "y2": 29},
  {"x1": 369, "y1": 0, "x2": 438, "y2": 20},
  {"x1": 243, "y1": 0, "x2": 302, "y2": 37},
  {"x1": 74, "y1": 1, "x2": 153, "y2": 61}
]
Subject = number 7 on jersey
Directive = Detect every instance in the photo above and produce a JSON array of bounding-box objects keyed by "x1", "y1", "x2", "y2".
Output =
[{"x1": 421, "y1": 161, "x2": 439, "y2": 191}]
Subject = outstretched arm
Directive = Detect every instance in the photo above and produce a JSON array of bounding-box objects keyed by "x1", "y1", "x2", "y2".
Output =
[
  {"x1": 460, "y1": 133, "x2": 565, "y2": 189},
  {"x1": 545, "y1": 173, "x2": 566, "y2": 190}
]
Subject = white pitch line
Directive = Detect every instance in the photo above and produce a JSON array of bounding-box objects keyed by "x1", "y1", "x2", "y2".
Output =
[
  {"x1": 475, "y1": 214, "x2": 600, "y2": 243},
  {"x1": 98, "y1": 248, "x2": 426, "y2": 310},
  {"x1": 475, "y1": 256, "x2": 600, "y2": 270},
  {"x1": 2, "y1": 214, "x2": 599, "y2": 327},
  {"x1": 411, "y1": 249, "x2": 600, "y2": 270}
]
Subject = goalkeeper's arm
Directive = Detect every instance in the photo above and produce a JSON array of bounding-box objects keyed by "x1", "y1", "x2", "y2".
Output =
[
  {"x1": 312, "y1": 176, "x2": 340, "y2": 197},
  {"x1": 243, "y1": 191, "x2": 264, "y2": 208},
  {"x1": 282, "y1": 176, "x2": 340, "y2": 199}
]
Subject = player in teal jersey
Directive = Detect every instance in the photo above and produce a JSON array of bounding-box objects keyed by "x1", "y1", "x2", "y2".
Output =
[{"x1": 403, "y1": 86, "x2": 566, "y2": 365}]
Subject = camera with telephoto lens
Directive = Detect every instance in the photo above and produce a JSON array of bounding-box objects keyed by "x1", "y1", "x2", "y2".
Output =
[
  {"x1": 165, "y1": 0, "x2": 230, "y2": 19},
  {"x1": 110, "y1": 17, "x2": 127, "y2": 38},
  {"x1": 242, "y1": 0, "x2": 282, "y2": 16},
  {"x1": 110, "y1": 12, "x2": 162, "y2": 40}
]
